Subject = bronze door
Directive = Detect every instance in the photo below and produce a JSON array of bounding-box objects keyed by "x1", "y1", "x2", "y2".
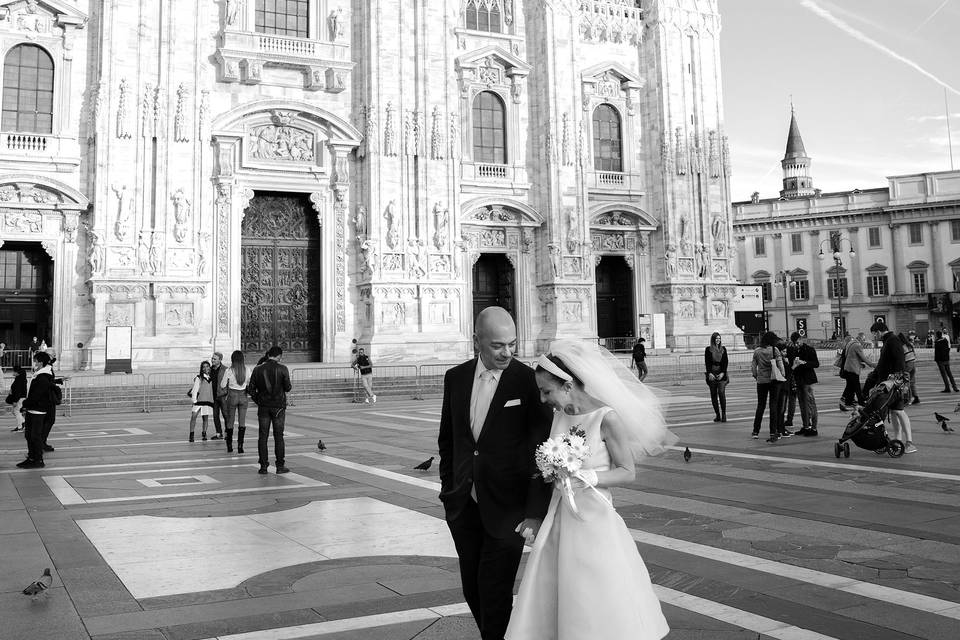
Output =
[
  {"x1": 0, "y1": 241, "x2": 53, "y2": 350},
  {"x1": 240, "y1": 192, "x2": 322, "y2": 360},
  {"x1": 595, "y1": 255, "x2": 635, "y2": 338},
  {"x1": 472, "y1": 253, "x2": 515, "y2": 322}
]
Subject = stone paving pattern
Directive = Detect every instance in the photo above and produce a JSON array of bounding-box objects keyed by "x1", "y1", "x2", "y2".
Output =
[{"x1": 1, "y1": 368, "x2": 959, "y2": 639}]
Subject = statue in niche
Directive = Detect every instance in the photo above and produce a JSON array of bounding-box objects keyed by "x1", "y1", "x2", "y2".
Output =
[
  {"x1": 408, "y1": 238, "x2": 428, "y2": 279},
  {"x1": 432, "y1": 203, "x2": 449, "y2": 249},
  {"x1": 354, "y1": 204, "x2": 367, "y2": 237},
  {"x1": 137, "y1": 231, "x2": 150, "y2": 273},
  {"x1": 328, "y1": 7, "x2": 344, "y2": 40},
  {"x1": 384, "y1": 102, "x2": 397, "y2": 157},
  {"x1": 359, "y1": 238, "x2": 377, "y2": 275},
  {"x1": 87, "y1": 229, "x2": 103, "y2": 276},
  {"x1": 112, "y1": 184, "x2": 132, "y2": 242},
  {"x1": 664, "y1": 243, "x2": 677, "y2": 278},
  {"x1": 171, "y1": 189, "x2": 191, "y2": 243},
  {"x1": 196, "y1": 232, "x2": 210, "y2": 277},
  {"x1": 148, "y1": 233, "x2": 162, "y2": 275},
  {"x1": 565, "y1": 207, "x2": 579, "y2": 254},
  {"x1": 225, "y1": 0, "x2": 244, "y2": 25},
  {"x1": 384, "y1": 200, "x2": 399, "y2": 248},
  {"x1": 695, "y1": 243, "x2": 707, "y2": 278},
  {"x1": 548, "y1": 243, "x2": 562, "y2": 278}
]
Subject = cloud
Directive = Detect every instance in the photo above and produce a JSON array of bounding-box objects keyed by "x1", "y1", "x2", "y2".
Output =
[
  {"x1": 800, "y1": 0, "x2": 960, "y2": 96},
  {"x1": 907, "y1": 112, "x2": 960, "y2": 123}
]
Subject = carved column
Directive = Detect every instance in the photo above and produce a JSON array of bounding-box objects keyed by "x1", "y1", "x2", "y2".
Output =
[{"x1": 329, "y1": 143, "x2": 352, "y2": 335}]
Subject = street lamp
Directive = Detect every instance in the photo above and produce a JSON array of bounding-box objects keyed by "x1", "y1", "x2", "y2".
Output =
[
  {"x1": 774, "y1": 270, "x2": 794, "y2": 336},
  {"x1": 818, "y1": 231, "x2": 855, "y2": 338}
]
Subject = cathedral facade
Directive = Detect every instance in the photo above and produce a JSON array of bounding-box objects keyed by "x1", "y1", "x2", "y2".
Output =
[{"x1": 0, "y1": 0, "x2": 738, "y2": 369}]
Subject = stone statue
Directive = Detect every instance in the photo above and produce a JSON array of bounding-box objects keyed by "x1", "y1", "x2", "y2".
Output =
[
  {"x1": 384, "y1": 200, "x2": 398, "y2": 248},
  {"x1": 138, "y1": 231, "x2": 151, "y2": 273},
  {"x1": 695, "y1": 242, "x2": 707, "y2": 278},
  {"x1": 112, "y1": 184, "x2": 131, "y2": 242},
  {"x1": 88, "y1": 229, "x2": 103, "y2": 276},
  {"x1": 328, "y1": 7, "x2": 344, "y2": 40},
  {"x1": 354, "y1": 204, "x2": 367, "y2": 236},
  {"x1": 408, "y1": 238, "x2": 428, "y2": 279},
  {"x1": 433, "y1": 203, "x2": 449, "y2": 249},
  {"x1": 171, "y1": 189, "x2": 191, "y2": 243},
  {"x1": 664, "y1": 244, "x2": 677, "y2": 278},
  {"x1": 548, "y1": 243, "x2": 562, "y2": 278}
]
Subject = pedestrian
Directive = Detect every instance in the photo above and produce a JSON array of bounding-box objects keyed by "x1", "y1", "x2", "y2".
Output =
[
  {"x1": 838, "y1": 334, "x2": 874, "y2": 410},
  {"x1": 247, "y1": 345, "x2": 291, "y2": 474},
  {"x1": 188, "y1": 361, "x2": 214, "y2": 442},
  {"x1": 438, "y1": 306, "x2": 553, "y2": 640},
  {"x1": 864, "y1": 320, "x2": 916, "y2": 453},
  {"x1": 898, "y1": 332, "x2": 920, "y2": 405},
  {"x1": 220, "y1": 350, "x2": 250, "y2": 454},
  {"x1": 6, "y1": 366, "x2": 27, "y2": 432},
  {"x1": 703, "y1": 332, "x2": 728, "y2": 422},
  {"x1": 750, "y1": 331, "x2": 788, "y2": 442},
  {"x1": 934, "y1": 331, "x2": 959, "y2": 393},
  {"x1": 209, "y1": 352, "x2": 226, "y2": 440},
  {"x1": 631, "y1": 338, "x2": 648, "y2": 382},
  {"x1": 352, "y1": 347, "x2": 376, "y2": 403},
  {"x1": 16, "y1": 352, "x2": 58, "y2": 468},
  {"x1": 790, "y1": 332, "x2": 820, "y2": 436},
  {"x1": 27, "y1": 336, "x2": 40, "y2": 360},
  {"x1": 780, "y1": 336, "x2": 798, "y2": 428}
]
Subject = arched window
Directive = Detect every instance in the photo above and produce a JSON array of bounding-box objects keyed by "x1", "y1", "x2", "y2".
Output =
[
  {"x1": 254, "y1": 0, "x2": 309, "y2": 38},
  {"x1": 2, "y1": 44, "x2": 54, "y2": 134},
  {"x1": 465, "y1": 0, "x2": 502, "y2": 33},
  {"x1": 592, "y1": 104, "x2": 622, "y2": 172},
  {"x1": 472, "y1": 91, "x2": 506, "y2": 164}
]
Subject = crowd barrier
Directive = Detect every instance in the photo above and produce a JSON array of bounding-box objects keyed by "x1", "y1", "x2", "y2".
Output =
[{"x1": 34, "y1": 345, "x2": 915, "y2": 415}]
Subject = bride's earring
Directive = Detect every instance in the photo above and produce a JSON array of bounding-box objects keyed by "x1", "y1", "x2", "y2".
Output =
[{"x1": 563, "y1": 403, "x2": 576, "y2": 415}]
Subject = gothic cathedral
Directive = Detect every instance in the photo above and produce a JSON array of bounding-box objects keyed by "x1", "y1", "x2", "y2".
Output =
[{"x1": 0, "y1": 0, "x2": 738, "y2": 368}]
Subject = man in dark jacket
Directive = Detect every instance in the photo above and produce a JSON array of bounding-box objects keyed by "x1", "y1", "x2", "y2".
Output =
[
  {"x1": 934, "y1": 331, "x2": 959, "y2": 393},
  {"x1": 17, "y1": 352, "x2": 58, "y2": 468},
  {"x1": 247, "y1": 345, "x2": 292, "y2": 474},
  {"x1": 209, "y1": 351, "x2": 226, "y2": 440},
  {"x1": 866, "y1": 320, "x2": 916, "y2": 453},
  {"x1": 790, "y1": 332, "x2": 820, "y2": 436}
]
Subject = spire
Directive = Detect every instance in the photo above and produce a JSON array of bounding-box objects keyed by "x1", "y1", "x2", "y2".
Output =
[{"x1": 780, "y1": 104, "x2": 814, "y2": 199}]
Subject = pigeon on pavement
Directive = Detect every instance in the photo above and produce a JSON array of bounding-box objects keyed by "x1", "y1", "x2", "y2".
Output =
[
  {"x1": 954, "y1": 402, "x2": 960, "y2": 413},
  {"x1": 935, "y1": 413, "x2": 954, "y2": 432},
  {"x1": 413, "y1": 456, "x2": 434, "y2": 471},
  {"x1": 683, "y1": 447, "x2": 692, "y2": 463},
  {"x1": 22, "y1": 568, "x2": 51, "y2": 600},
  {"x1": 317, "y1": 439, "x2": 327, "y2": 452}
]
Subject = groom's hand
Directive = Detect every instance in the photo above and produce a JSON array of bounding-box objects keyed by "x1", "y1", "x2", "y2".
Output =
[{"x1": 515, "y1": 518, "x2": 542, "y2": 546}]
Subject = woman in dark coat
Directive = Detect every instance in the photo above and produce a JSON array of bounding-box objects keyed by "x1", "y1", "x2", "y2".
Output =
[{"x1": 704, "y1": 332, "x2": 729, "y2": 422}]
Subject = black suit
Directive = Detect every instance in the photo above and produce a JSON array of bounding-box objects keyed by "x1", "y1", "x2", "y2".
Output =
[{"x1": 438, "y1": 357, "x2": 552, "y2": 640}]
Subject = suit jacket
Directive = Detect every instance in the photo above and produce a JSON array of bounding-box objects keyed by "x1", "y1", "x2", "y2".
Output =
[
  {"x1": 790, "y1": 343, "x2": 820, "y2": 386},
  {"x1": 438, "y1": 357, "x2": 553, "y2": 539}
]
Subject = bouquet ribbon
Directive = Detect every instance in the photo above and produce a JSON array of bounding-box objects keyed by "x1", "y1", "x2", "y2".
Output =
[{"x1": 559, "y1": 472, "x2": 614, "y2": 518}]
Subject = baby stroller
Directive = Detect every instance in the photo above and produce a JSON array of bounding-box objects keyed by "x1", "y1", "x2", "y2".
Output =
[{"x1": 834, "y1": 372, "x2": 911, "y2": 459}]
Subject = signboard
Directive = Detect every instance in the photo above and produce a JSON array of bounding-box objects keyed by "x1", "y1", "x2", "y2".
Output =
[
  {"x1": 833, "y1": 316, "x2": 846, "y2": 337},
  {"x1": 651, "y1": 313, "x2": 666, "y2": 350},
  {"x1": 795, "y1": 317, "x2": 807, "y2": 337},
  {"x1": 105, "y1": 326, "x2": 133, "y2": 374},
  {"x1": 732, "y1": 285, "x2": 763, "y2": 312},
  {"x1": 874, "y1": 314, "x2": 886, "y2": 326}
]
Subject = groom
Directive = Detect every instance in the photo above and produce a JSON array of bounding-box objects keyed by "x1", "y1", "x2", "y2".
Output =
[{"x1": 438, "y1": 306, "x2": 553, "y2": 640}]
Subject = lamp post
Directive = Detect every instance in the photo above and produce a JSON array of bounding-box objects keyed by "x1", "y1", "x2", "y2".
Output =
[
  {"x1": 818, "y1": 231, "x2": 855, "y2": 338},
  {"x1": 775, "y1": 270, "x2": 793, "y2": 336}
]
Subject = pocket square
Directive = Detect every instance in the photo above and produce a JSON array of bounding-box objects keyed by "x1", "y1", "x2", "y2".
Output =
[{"x1": 504, "y1": 398, "x2": 521, "y2": 408}]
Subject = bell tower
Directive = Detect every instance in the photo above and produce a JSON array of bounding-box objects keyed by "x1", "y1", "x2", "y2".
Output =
[{"x1": 780, "y1": 106, "x2": 814, "y2": 199}]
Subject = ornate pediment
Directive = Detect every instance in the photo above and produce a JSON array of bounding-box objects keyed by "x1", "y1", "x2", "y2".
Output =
[
  {"x1": 456, "y1": 46, "x2": 530, "y2": 103},
  {"x1": 581, "y1": 62, "x2": 644, "y2": 114},
  {"x1": 0, "y1": 0, "x2": 87, "y2": 32},
  {"x1": 0, "y1": 175, "x2": 88, "y2": 208},
  {"x1": 588, "y1": 205, "x2": 657, "y2": 230},
  {"x1": 460, "y1": 197, "x2": 544, "y2": 226}
]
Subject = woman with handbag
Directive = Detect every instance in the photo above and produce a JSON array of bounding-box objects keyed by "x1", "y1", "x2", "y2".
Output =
[
  {"x1": 838, "y1": 335, "x2": 875, "y2": 410},
  {"x1": 220, "y1": 350, "x2": 251, "y2": 454},
  {"x1": 898, "y1": 333, "x2": 920, "y2": 404},
  {"x1": 704, "y1": 333, "x2": 728, "y2": 422},
  {"x1": 188, "y1": 361, "x2": 214, "y2": 442},
  {"x1": 751, "y1": 331, "x2": 788, "y2": 442}
]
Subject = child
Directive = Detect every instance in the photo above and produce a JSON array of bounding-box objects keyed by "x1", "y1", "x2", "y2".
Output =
[
  {"x1": 188, "y1": 361, "x2": 214, "y2": 442},
  {"x1": 6, "y1": 366, "x2": 27, "y2": 432}
]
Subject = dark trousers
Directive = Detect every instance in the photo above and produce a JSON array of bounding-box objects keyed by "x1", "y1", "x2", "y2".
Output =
[
  {"x1": 257, "y1": 406, "x2": 286, "y2": 468},
  {"x1": 42, "y1": 411, "x2": 55, "y2": 445},
  {"x1": 24, "y1": 412, "x2": 46, "y2": 462},
  {"x1": 753, "y1": 382, "x2": 784, "y2": 436},
  {"x1": 937, "y1": 362, "x2": 958, "y2": 391},
  {"x1": 840, "y1": 370, "x2": 863, "y2": 405},
  {"x1": 796, "y1": 383, "x2": 819, "y2": 429},
  {"x1": 707, "y1": 378, "x2": 727, "y2": 418},
  {"x1": 212, "y1": 400, "x2": 225, "y2": 435},
  {"x1": 782, "y1": 383, "x2": 797, "y2": 425},
  {"x1": 446, "y1": 498, "x2": 524, "y2": 640}
]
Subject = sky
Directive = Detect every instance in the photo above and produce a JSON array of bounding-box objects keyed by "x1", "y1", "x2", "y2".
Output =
[{"x1": 719, "y1": 0, "x2": 960, "y2": 201}]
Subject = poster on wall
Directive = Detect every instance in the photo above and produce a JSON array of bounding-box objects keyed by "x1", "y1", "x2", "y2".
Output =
[
  {"x1": 105, "y1": 326, "x2": 133, "y2": 374},
  {"x1": 651, "y1": 313, "x2": 666, "y2": 350}
]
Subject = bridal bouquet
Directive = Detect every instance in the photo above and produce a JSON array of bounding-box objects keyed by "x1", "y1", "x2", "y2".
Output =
[{"x1": 534, "y1": 426, "x2": 611, "y2": 517}]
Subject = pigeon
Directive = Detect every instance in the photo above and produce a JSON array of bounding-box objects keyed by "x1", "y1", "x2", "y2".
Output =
[
  {"x1": 22, "y1": 568, "x2": 51, "y2": 600},
  {"x1": 683, "y1": 447, "x2": 692, "y2": 463},
  {"x1": 936, "y1": 413, "x2": 955, "y2": 432},
  {"x1": 317, "y1": 439, "x2": 327, "y2": 452},
  {"x1": 954, "y1": 402, "x2": 960, "y2": 413},
  {"x1": 413, "y1": 456, "x2": 434, "y2": 471}
]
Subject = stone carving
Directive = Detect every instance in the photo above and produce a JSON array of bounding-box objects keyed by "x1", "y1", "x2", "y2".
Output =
[
  {"x1": 165, "y1": 303, "x2": 195, "y2": 328},
  {"x1": 383, "y1": 101, "x2": 397, "y2": 156},
  {"x1": 432, "y1": 202, "x2": 449, "y2": 249},
  {"x1": 548, "y1": 242, "x2": 561, "y2": 278},
  {"x1": 384, "y1": 200, "x2": 399, "y2": 248},
  {"x1": 674, "y1": 128, "x2": 686, "y2": 175},
  {"x1": 407, "y1": 238, "x2": 428, "y2": 279},
  {"x1": 174, "y1": 84, "x2": 189, "y2": 143},
  {"x1": 328, "y1": 7, "x2": 344, "y2": 40},
  {"x1": 87, "y1": 82, "x2": 103, "y2": 141},
  {"x1": 597, "y1": 211, "x2": 631, "y2": 226},
  {"x1": 381, "y1": 253, "x2": 403, "y2": 271},
  {"x1": 116, "y1": 78, "x2": 131, "y2": 139},
  {"x1": 678, "y1": 214, "x2": 691, "y2": 255},
  {"x1": 141, "y1": 83, "x2": 153, "y2": 137},
  {"x1": 199, "y1": 90, "x2": 210, "y2": 134},
  {"x1": 148, "y1": 233, "x2": 162, "y2": 275},
  {"x1": 430, "y1": 106, "x2": 445, "y2": 160},
  {"x1": 599, "y1": 233, "x2": 625, "y2": 250},
  {"x1": 695, "y1": 242, "x2": 707, "y2": 278},
  {"x1": 225, "y1": 0, "x2": 243, "y2": 25},
  {"x1": 112, "y1": 185, "x2": 132, "y2": 242},
  {"x1": 708, "y1": 130, "x2": 720, "y2": 178},
  {"x1": 248, "y1": 124, "x2": 314, "y2": 162},
  {"x1": 664, "y1": 243, "x2": 677, "y2": 278},
  {"x1": 677, "y1": 300, "x2": 695, "y2": 319},
  {"x1": 561, "y1": 112, "x2": 572, "y2": 166},
  {"x1": 359, "y1": 103, "x2": 377, "y2": 157},
  {"x1": 137, "y1": 231, "x2": 150, "y2": 273},
  {"x1": 722, "y1": 134, "x2": 731, "y2": 176},
  {"x1": 449, "y1": 113, "x2": 460, "y2": 158},
  {"x1": 196, "y1": 231, "x2": 210, "y2": 277},
  {"x1": 565, "y1": 207, "x2": 579, "y2": 253},
  {"x1": 382, "y1": 302, "x2": 406, "y2": 328},
  {"x1": 105, "y1": 304, "x2": 133, "y2": 327},
  {"x1": 2, "y1": 209, "x2": 43, "y2": 233},
  {"x1": 171, "y1": 189, "x2": 191, "y2": 243},
  {"x1": 711, "y1": 300, "x2": 727, "y2": 320},
  {"x1": 711, "y1": 214, "x2": 727, "y2": 256},
  {"x1": 479, "y1": 229, "x2": 506, "y2": 247},
  {"x1": 354, "y1": 204, "x2": 367, "y2": 236},
  {"x1": 359, "y1": 238, "x2": 377, "y2": 275},
  {"x1": 87, "y1": 229, "x2": 103, "y2": 276}
]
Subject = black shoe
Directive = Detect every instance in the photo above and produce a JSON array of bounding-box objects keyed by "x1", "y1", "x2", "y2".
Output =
[
  {"x1": 942, "y1": 389, "x2": 952, "y2": 393},
  {"x1": 911, "y1": 397, "x2": 920, "y2": 405},
  {"x1": 721, "y1": 415, "x2": 727, "y2": 423},
  {"x1": 17, "y1": 459, "x2": 43, "y2": 468},
  {"x1": 784, "y1": 422, "x2": 794, "y2": 427},
  {"x1": 238, "y1": 446, "x2": 244, "y2": 454},
  {"x1": 713, "y1": 416, "x2": 722, "y2": 422},
  {"x1": 189, "y1": 433, "x2": 195, "y2": 443},
  {"x1": 803, "y1": 429, "x2": 819, "y2": 437},
  {"x1": 780, "y1": 429, "x2": 794, "y2": 437},
  {"x1": 258, "y1": 467, "x2": 268, "y2": 474},
  {"x1": 16, "y1": 459, "x2": 32, "y2": 468},
  {"x1": 202, "y1": 433, "x2": 208, "y2": 441},
  {"x1": 276, "y1": 466, "x2": 290, "y2": 474},
  {"x1": 43, "y1": 444, "x2": 54, "y2": 452},
  {"x1": 211, "y1": 434, "x2": 222, "y2": 440},
  {"x1": 227, "y1": 446, "x2": 233, "y2": 453},
  {"x1": 766, "y1": 435, "x2": 780, "y2": 443},
  {"x1": 751, "y1": 432, "x2": 759, "y2": 439}
]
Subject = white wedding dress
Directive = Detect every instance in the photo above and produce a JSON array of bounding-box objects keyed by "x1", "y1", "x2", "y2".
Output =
[{"x1": 505, "y1": 407, "x2": 669, "y2": 640}]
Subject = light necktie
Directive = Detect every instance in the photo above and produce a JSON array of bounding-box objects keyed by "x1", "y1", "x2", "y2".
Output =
[{"x1": 471, "y1": 369, "x2": 496, "y2": 442}]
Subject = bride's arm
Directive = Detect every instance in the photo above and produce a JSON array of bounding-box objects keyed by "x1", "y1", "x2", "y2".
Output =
[{"x1": 593, "y1": 411, "x2": 636, "y2": 488}]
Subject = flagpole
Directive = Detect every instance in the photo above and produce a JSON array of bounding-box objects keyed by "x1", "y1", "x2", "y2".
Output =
[{"x1": 947, "y1": 88, "x2": 955, "y2": 171}]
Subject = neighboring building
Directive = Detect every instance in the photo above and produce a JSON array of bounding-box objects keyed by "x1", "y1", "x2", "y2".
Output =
[
  {"x1": 733, "y1": 111, "x2": 960, "y2": 342},
  {"x1": 0, "y1": 0, "x2": 740, "y2": 369}
]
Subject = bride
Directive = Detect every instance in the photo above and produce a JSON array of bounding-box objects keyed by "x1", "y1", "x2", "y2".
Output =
[{"x1": 505, "y1": 340, "x2": 676, "y2": 640}]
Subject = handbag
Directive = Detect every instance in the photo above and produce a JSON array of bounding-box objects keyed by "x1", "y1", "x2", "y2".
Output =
[{"x1": 770, "y1": 349, "x2": 787, "y2": 382}]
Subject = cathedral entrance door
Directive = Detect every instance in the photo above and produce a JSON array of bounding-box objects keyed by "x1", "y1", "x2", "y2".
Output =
[
  {"x1": 472, "y1": 253, "x2": 515, "y2": 322},
  {"x1": 0, "y1": 241, "x2": 53, "y2": 351},
  {"x1": 240, "y1": 192, "x2": 323, "y2": 361},
  {"x1": 595, "y1": 255, "x2": 635, "y2": 339}
]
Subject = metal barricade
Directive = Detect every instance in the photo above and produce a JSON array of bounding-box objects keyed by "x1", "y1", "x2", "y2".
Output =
[
  {"x1": 289, "y1": 366, "x2": 358, "y2": 404},
  {"x1": 64, "y1": 373, "x2": 148, "y2": 415},
  {"x1": 0, "y1": 349, "x2": 32, "y2": 369},
  {"x1": 417, "y1": 363, "x2": 463, "y2": 399},
  {"x1": 144, "y1": 371, "x2": 198, "y2": 413}
]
